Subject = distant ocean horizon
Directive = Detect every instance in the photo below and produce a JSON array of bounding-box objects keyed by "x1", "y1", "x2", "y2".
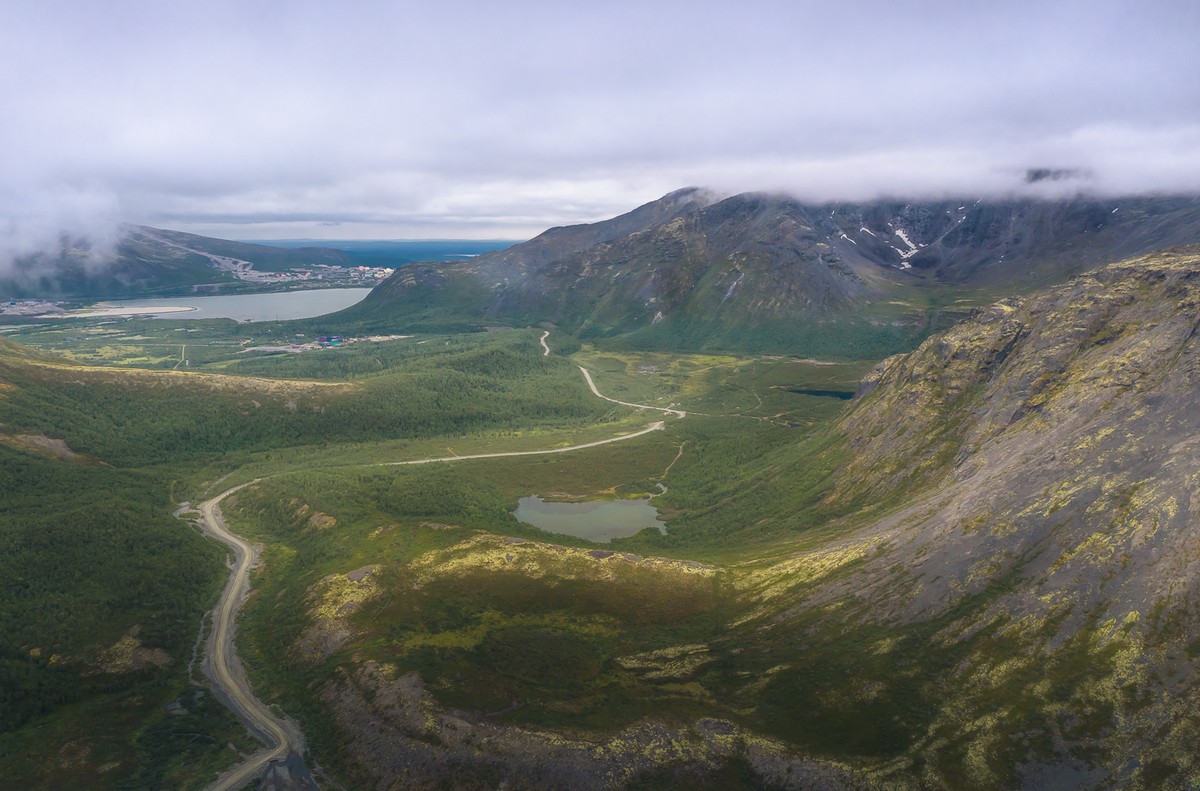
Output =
[{"x1": 245, "y1": 239, "x2": 519, "y2": 267}]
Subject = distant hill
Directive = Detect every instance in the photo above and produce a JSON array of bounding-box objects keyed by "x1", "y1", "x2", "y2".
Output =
[
  {"x1": 0, "y1": 225, "x2": 358, "y2": 299},
  {"x1": 348, "y1": 189, "x2": 1200, "y2": 356}
]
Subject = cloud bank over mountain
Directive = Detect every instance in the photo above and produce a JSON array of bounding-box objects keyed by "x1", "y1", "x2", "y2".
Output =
[{"x1": 3, "y1": 0, "x2": 1199, "y2": 252}]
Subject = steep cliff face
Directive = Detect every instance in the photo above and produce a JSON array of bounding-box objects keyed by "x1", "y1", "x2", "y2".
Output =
[{"x1": 742, "y1": 247, "x2": 1200, "y2": 787}]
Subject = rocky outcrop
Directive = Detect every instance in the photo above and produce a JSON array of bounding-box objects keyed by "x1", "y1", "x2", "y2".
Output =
[
  {"x1": 321, "y1": 661, "x2": 865, "y2": 791},
  {"x1": 293, "y1": 566, "x2": 382, "y2": 665}
]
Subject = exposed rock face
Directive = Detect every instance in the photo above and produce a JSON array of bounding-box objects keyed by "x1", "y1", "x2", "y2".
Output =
[
  {"x1": 85, "y1": 626, "x2": 171, "y2": 675},
  {"x1": 4, "y1": 434, "x2": 90, "y2": 462},
  {"x1": 321, "y1": 661, "x2": 863, "y2": 791},
  {"x1": 294, "y1": 566, "x2": 382, "y2": 665}
]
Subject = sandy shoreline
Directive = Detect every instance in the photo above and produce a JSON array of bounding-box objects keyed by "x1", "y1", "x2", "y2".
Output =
[{"x1": 42, "y1": 305, "x2": 199, "y2": 318}]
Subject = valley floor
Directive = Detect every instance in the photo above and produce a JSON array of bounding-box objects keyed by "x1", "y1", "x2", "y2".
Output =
[{"x1": 8, "y1": 250, "x2": 1200, "y2": 790}]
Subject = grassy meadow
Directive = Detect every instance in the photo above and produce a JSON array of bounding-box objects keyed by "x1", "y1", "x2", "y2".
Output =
[{"x1": 0, "y1": 311, "x2": 890, "y2": 788}]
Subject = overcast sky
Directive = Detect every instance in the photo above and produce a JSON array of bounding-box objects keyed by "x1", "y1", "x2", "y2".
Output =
[{"x1": 3, "y1": 0, "x2": 1199, "y2": 251}]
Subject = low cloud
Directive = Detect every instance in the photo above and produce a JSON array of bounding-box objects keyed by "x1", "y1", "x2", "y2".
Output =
[
  {"x1": 2, "y1": 0, "x2": 1198, "y2": 246},
  {"x1": 0, "y1": 186, "x2": 123, "y2": 276}
]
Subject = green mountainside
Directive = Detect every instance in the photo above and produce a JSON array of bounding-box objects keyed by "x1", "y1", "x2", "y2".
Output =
[
  {"x1": 350, "y1": 190, "x2": 1200, "y2": 356},
  {"x1": 0, "y1": 330, "x2": 612, "y2": 788}
]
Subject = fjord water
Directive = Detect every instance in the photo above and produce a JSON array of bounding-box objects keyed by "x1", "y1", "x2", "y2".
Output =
[
  {"x1": 514, "y1": 496, "x2": 667, "y2": 542},
  {"x1": 96, "y1": 287, "x2": 374, "y2": 321}
]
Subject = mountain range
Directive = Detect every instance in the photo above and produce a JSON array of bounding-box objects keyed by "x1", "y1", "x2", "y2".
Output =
[{"x1": 351, "y1": 189, "x2": 1200, "y2": 356}]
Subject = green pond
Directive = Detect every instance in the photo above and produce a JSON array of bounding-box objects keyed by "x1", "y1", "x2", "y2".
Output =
[{"x1": 514, "y1": 496, "x2": 667, "y2": 542}]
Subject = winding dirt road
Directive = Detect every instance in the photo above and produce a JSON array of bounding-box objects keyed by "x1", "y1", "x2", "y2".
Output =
[
  {"x1": 577, "y1": 365, "x2": 686, "y2": 418},
  {"x1": 196, "y1": 484, "x2": 315, "y2": 791},
  {"x1": 192, "y1": 333, "x2": 683, "y2": 790},
  {"x1": 383, "y1": 420, "x2": 666, "y2": 467}
]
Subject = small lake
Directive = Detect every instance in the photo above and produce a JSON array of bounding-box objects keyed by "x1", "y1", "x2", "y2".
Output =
[
  {"x1": 91, "y1": 288, "x2": 374, "y2": 322},
  {"x1": 789, "y1": 388, "x2": 855, "y2": 400},
  {"x1": 514, "y1": 496, "x2": 667, "y2": 543}
]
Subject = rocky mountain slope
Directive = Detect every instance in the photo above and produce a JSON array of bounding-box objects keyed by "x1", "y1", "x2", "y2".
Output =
[
  {"x1": 0, "y1": 225, "x2": 354, "y2": 299},
  {"x1": 734, "y1": 246, "x2": 1200, "y2": 787},
  {"x1": 355, "y1": 190, "x2": 1200, "y2": 355}
]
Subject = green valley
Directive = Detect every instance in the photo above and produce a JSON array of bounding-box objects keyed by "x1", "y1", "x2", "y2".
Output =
[
  {"x1": 7, "y1": 2, "x2": 1199, "y2": 787},
  {"x1": 0, "y1": 308, "x2": 882, "y2": 788},
  {"x1": 5, "y1": 222, "x2": 1200, "y2": 790}
]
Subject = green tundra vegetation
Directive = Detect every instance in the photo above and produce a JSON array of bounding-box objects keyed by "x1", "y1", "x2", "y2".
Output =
[
  {"x1": 210, "y1": 356, "x2": 899, "y2": 783},
  {"x1": 4, "y1": 248, "x2": 1199, "y2": 790},
  {"x1": 0, "y1": 316, "x2": 874, "y2": 787},
  {"x1": 0, "y1": 327, "x2": 664, "y2": 788}
]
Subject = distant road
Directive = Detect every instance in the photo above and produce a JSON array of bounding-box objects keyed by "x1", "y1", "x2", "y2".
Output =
[
  {"x1": 577, "y1": 365, "x2": 687, "y2": 418},
  {"x1": 191, "y1": 330, "x2": 679, "y2": 790},
  {"x1": 384, "y1": 419, "x2": 665, "y2": 467}
]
